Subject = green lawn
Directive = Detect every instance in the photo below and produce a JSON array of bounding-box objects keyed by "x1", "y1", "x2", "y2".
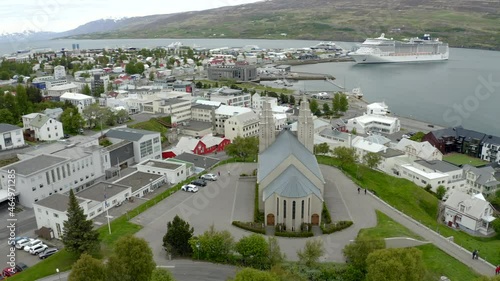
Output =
[
  {"x1": 317, "y1": 156, "x2": 500, "y2": 265},
  {"x1": 129, "y1": 118, "x2": 168, "y2": 135},
  {"x1": 0, "y1": 156, "x2": 19, "y2": 168},
  {"x1": 8, "y1": 250, "x2": 79, "y2": 281},
  {"x1": 443, "y1": 153, "x2": 489, "y2": 167},
  {"x1": 359, "y1": 210, "x2": 480, "y2": 281}
]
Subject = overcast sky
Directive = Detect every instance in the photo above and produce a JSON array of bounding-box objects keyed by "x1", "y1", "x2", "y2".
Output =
[{"x1": 0, "y1": 0, "x2": 261, "y2": 33}]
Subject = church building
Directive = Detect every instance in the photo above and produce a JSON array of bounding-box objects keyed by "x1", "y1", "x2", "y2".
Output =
[{"x1": 257, "y1": 97, "x2": 325, "y2": 231}]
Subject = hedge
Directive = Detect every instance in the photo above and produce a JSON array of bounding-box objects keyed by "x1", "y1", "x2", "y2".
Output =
[
  {"x1": 321, "y1": 221, "x2": 353, "y2": 234},
  {"x1": 321, "y1": 202, "x2": 332, "y2": 224},
  {"x1": 275, "y1": 231, "x2": 314, "y2": 238},
  {"x1": 232, "y1": 221, "x2": 266, "y2": 234},
  {"x1": 254, "y1": 183, "x2": 264, "y2": 223}
]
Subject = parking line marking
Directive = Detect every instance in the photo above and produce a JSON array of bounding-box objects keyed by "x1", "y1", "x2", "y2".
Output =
[{"x1": 230, "y1": 179, "x2": 239, "y2": 222}]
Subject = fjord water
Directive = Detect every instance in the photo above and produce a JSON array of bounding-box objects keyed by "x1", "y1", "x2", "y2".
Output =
[{"x1": 3, "y1": 38, "x2": 499, "y2": 135}]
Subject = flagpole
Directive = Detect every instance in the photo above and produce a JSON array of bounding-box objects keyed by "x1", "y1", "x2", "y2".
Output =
[
  {"x1": 104, "y1": 193, "x2": 112, "y2": 235},
  {"x1": 106, "y1": 207, "x2": 111, "y2": 235}
]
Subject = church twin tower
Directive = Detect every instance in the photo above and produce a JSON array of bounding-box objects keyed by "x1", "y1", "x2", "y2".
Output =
[{"x1": 259, "y1": 96, "x2": 315, "y2": 154}]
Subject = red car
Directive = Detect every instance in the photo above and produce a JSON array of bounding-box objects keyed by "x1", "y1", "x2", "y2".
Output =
[{"x1": 2, "y1": 267, "x2": 19, "y2": 277}]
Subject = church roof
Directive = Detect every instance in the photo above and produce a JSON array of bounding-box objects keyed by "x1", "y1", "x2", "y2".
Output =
[
  {"x1": 263, "y1": 165, "x2": 323, "y2": 200},
  {"x1": 258, "y1": 129, "x2": 324, "y2": 183}
]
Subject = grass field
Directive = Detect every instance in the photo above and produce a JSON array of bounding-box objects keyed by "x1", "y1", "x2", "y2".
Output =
[
  {"x1": 443, "y1": 153, "x2": 489, "y2": 167},
  {"x1": 129, "y1": 118, "x2": 168, "y2": 135},
  {"x1": 359, "y1": 210, "x2": 480, "y2": 281},
  {"x1": 317, "y1": 156, "x2": 500, "y2": 265},
  {"x1": 0, "y1": 157, "x2": 19, "y2": 168}
]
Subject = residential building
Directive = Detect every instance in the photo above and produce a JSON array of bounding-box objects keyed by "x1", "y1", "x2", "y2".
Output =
[
  {"x1": 480, "y1": 136, "x2": 500, "y2": 164},
  {"x1": 176, "y1": 134, "x2": 230, "y2": 156},
  {"x1": 376, "y1": 148, "x2": 407, "y2": 175},
  {"x1": 252, "y1": 93, "x2": 278, "y2": 110},
  {"x1": 422, "y1": 126, "x2": 490, "y2": 158},
  {"x1": 224, "y1": 111, "x2": 259, "y2": 141},
  {"x1": 47, "y1": 83, "x2": 79, "y2": 97},
  {"x1": 91, "y1": 74, "x2": 110, "y2": 96},
  {"x1": 214, "y1": 105, "x2": 252, "y2": 135},
  {"x1": 394, "y1": 138, "x2": 443, "y2": 161},
  {"x1": 0, "y1": 124, "x2": 25, "y2": 151},
  {"x1": 113, "y1": 171, "x2": 165, "y2": 198},
  {"x1": 208, "y1": 88, "x2": 251, "y2": 107},
  {"x1": 207, "y1": 64, "x2": 257, "y2": 82},
  {"x1": 352, "y1": 135, "x2": 389, "y2": 160},
  {"x1": 258, "y1": 98, "x2": 324, "y2": 231},
  {"x1": 105, "y1": 128, "x2": 162, "y2": 163},
  {"x1": 346, "y1": 114, "x2": 400, "y2": 135},
  {"x1": 463, "y1": 165, "x2": 500, "y2": 195},
  {"x1": 443, "y1": 191, "x2": 496, "y2": 236},
  {"x1": 34, "y1": 182, "x2": 131, "y2": 239},
  {"x1": 191, "y1": 104, "x2": 218, "y2": 123},
  {"x1": 143, "y1": 98, "x2": 191, "y2": 123},
  {"x1": 53, "y1": 65, "x2": 66, "y2": 80},
  {"x1": 22, "y1": 113, "x2": 64, "y2": 141},
  {"x1": 60, "y1": 92, "x2": 95, "y2": 113},
  {"x1": 43, "y1": 108, "x2": 63, "y2": 120},
  {"x1": 136, "y1": 159, "x2": 189, "y2": 185}
]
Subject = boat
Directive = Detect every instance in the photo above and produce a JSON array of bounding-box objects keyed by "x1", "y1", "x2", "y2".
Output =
[
  {"x1": 310, "y1": 42, "x2": 341, "y2": 51},
  {"x1": 350, "y1": 33, "x2": 449, "y2": 64},
  {"x1": 351, "y1": 88, "x2": 363, "y2": 98}
]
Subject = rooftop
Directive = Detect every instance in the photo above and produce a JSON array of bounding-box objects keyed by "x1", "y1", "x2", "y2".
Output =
[
  {"x1": 158, "y1": 98, "x2": 191, "y2": 106},
  {"x1": 290, "y1": 118, "x2": 330, "y2": 131},
  {"x1": 175, "y1": 152, "x2": 220, "y2": 168},
  {"x1": 34, "y1": 193, "x2": 85, "y2": 213},
  {"x1": 28, "y1": 115, "x2": 51, "y2": 128},
  {"x1": 60, "y1": 92, "x2": 94, "y2": 100},
  {"x1": 2, "y1": 154, "x2": 67, "y2": 176},
  {"x1": 194, "y1": 100, "x2": 222, "y2": 107},
  {"x1": 182, "y1": 120, "x2": 213, "y2": 132},
  {"x1": 0, "y1": 123, "x2": 21, "y2": 133},
  {"x1": 76, "y1": 182, "x2": 131, "y2": 202},
  {"x1": 48, "y1": 83, "x2": 78, "y2": 91},
  {"x1": 139, "y1": 159, "x2": 183, "y2": 170},
  {"x1": 414, "y1": 160, "x2": 462, "y2": 173},
  {"x1": 105, "y1": 140, "x2": 132, "y2": 152},
  {"x1": 378, "y1": 148, "x2": 406, "y2": 158},
  {"x1": 230, "y1": 111, "x2": 259, "y2": 125},
  {"x1": 113, "y1": 171, "x2": 163, "y2": 193},
  {"x1": 215, "y1": 105, "x2": 252, "y2": 116},
  {"x1": 192, "y1": 103, "x2": 217, "y2": 110},
  {"x1": 401, "y1": 164, "x2": 448, "y2": 180},
  {"x1": 106, "y1": 128, "x2": 159, "y2": 142}
]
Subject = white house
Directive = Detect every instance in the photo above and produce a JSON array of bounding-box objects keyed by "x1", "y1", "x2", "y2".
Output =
[
  {"x1": 462, "y1": 165, "x2": 500, "y2": 195},
  {"x1": 60, "y1": 92, "x2": 95, "y2": 113},
  {"x1": 394, "y1": 138, "x2": 443, "y2": 161},
  {"x1": 214, "y1": 105, "x2": 253, "y2": 134},
  {"x1": 224, "y1": 111, "x2": 260, "y2": 141},
  {"x1": 53, "y1": 65, "x2": 66, "y2": 80},
  {"x1": 106, "y1": 128, "x2": 162, "y2": 163},
  {"x1": 351, "y1": 136, "x2": 388, "y2": 161},
  {"x1": 0, "y1": 124, "x2": 25, "y2": 151},
  {"x1": 443, "y1": 191, "x2": 496, "y2": 236},
  {"x1": 366, "y1": 102, "x2": 390, "y2": 116},
  {"x1": 136, "y1": 159, "x2": 189, "y2": 185},
  {"x1": 143, "y1": 98, "x2": 192, "y2": 123},
  {"x1": 43, "y1": 108, "x2": 63, "y2": 120},
  {"x1": 34, "y1": 182, "x2": 131, "y2": 239},
  {"x1": 346, "y1": 114, "x2": 400, "y2": 134},
  {"x1": 22, "y1": 113, "x2": 64, "y2": 141},
  {"x1": 480, "y1": 136, "x2": 500, "y2": 164},
  {"x1": 252, "y1": 93, "x2": 278, "y2": 109}
]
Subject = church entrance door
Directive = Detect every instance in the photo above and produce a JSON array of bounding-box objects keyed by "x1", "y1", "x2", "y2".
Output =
[
  {"x1": 311, "y1": 214, "x2": 320, "y2": 225},
  {"x1": 267, "y1": 214, "x2": 275, "y2": 226}
]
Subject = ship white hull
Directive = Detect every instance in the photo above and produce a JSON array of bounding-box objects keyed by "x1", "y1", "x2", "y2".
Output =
[{"x1": 351, "y1": 52, "x2": 449, "y2": 64}]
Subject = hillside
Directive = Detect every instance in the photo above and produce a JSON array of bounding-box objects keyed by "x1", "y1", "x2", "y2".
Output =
[{"x1": 64, "y1": 0, "x2": 500, "y2": 50}]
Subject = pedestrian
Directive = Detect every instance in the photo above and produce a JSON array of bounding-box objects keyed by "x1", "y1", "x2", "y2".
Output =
[
  {"x1": 228, "y1": 170, "x2": 231, "y2": 176},
  {"x1": 357, "y1": 187, "x2": 360, "y2": 194},
  {"x1": 475, "y1": 250, "x2": 479, "y2": 260},
  {"x1": 218, "y1": 171, "x2": 220, "y2": 176},
  {"x1": 364, "y1": 188, "x2": 367, "y2": 195},
  {"x1": 472, "y1": 249, "x2": 477, "y2": 259},
  {"x1": 496, "y1": 265, "x2": 500, "y2": 275}
]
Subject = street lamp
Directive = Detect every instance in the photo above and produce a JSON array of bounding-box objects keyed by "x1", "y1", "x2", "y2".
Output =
[{"x1": 56, "y1": 268, "x2": 61, "y2": 281}]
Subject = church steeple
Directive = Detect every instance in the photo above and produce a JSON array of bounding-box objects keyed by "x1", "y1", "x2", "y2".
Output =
[
  {"x1": 259, "y1": 97, "x2": 275, "y2": 153},
  {"x1": 298, "y1": 95, "x2": 314, "y2": 153}
]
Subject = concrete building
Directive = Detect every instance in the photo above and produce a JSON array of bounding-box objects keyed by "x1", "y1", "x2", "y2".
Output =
[
  {"x1": 258, "y1": 98, "x2": 324, "y2": 231},
  {"x1": 22, "y1": 113, "x2": 64, "y2": 141},
  {"x1": 481, "y1": 136, "x2": 500, "y2": 164},
  {"x1": 180, "y1": 120, "x2": 213, "y2": 138},
  {"x1": 224, "y1": 111, "x2": 259, "y2": 141},
  {"x1": 47, "y1": 83, "x2": 79, "y2": 97},
  {"x1": 290, "y1": 118, "x2": 330, "y2": 135},
  {"x1": 208, "y1": 88, "x2": 251, "y2": 107},
  {"x1": 346, "y1": 114, "x2": 400, "y2": 135},
  {"x1": 143, "y1": 98, "x2": 191, "y2": 123},
  {"x1": 214, "y1": 105, "x2": 253, "y2": 135},
  {"x1": 462, "y1": 165, "x2": 500, "y2": 195},
  {"x1": 207, "y1": 64, "x2": 257, "y2": 82},
  {"x1": 106, "y1": 128, "x2": 162, "y2": 163},
  {"x1": 91, "y1": 74, "x2": 110, "y2": 96},
  {"x1": 60, "y1": 92, "x2": 95, "y2": 113},
  {"x1": 252, "y1": 93, "x2": 278, "y2": 110},
  {"x1": 34, "y1": 182, "x2": 131, "y2": 239},
  {"x1": 113, "y1": 171, "x2": 165, "y2": 198},
  {"x1": 443, "y1": 191, "x2": 496, "y2": 236},
  {"x1": 191, "y1": 103, "x2": 217, "y2": 123},
  {"x1": 0, "y1": 124, "x2": 25, "y2": 151},
  {"x1": 53, "y1": 65, "x2": 66, "y2": 80},
  {"x1": 136, "y1": 159, "x2": 189, "y2": 185}
]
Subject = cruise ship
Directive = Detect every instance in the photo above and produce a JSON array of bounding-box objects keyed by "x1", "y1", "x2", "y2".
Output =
[{"x1": 350, "y1": 33, "x2": 449, "y2": 64}]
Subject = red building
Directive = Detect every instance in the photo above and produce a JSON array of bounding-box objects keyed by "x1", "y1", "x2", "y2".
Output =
[{"x1": 175, "y1": 134, "x2": 231, "y2": 156}]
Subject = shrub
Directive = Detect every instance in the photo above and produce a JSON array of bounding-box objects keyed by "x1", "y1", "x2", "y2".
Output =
[
  {"x1": 275, "y1": 231, "x2": 314, "y2": 238},
  {"x1": 232, "y1": 221, "x2": 266, "y2": 234},
  {"x1": 321, "y1": 221, "x2": 353, "y2": 234},
  {"x1": 322, "y1": 202, "x2": 332, "y2": 224},
  {"x1": 254, "y1": 184, "x2": 264, "y2": 223}
]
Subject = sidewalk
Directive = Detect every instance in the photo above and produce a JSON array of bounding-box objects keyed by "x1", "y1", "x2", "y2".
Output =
[{"x1": 36, "y1": 271, "x2": 69, "y2": 281}]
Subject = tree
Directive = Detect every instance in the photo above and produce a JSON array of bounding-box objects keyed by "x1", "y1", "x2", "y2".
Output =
[
  {"x1": 236, "y1": 234, "x2": 269, "y2": 269},
  {"x1": 410, "y1": 132, "x2": 426, "y2": 142},
  {"x1": 363, "y1": 152, "x2": 382, "y2": 169},
  {"x1": 0, "y1": 109, "x2": 15, "y2": 124},
  {"x1": 26, "y1": 86, "x2": 42, "y2": 103},
  {"x1": 62, "y1": 189, "x2": 100, "y2": 255},
  {"x1": 163, "y1": 215, "x2": 194, "y2": 257},
  {"x1": 365, "y1": 248, "x2": 426, "y2": 281},
  {"x1": 332, "y1": 92, "x2": 342, "y2": 115},
  {"x1": 149, "y1": 72, "x2": 155, "y2": 81},
  {"x1": 225, "y1": 136, "x2": 259, "y2": 160},
  {"x1": 190, "y1": 225, "x2": 234, "y2": 263},
  {"x1": 322, "y1": 103, "x2": 330, "y2": 115},
  {"x1": 69, "y1": 253, "x2": 106, "y2": 281},
  {"x1": 135, "y1": 62, "x2": 145, "y2": 74},
  {"x1": 151, "y1": 268, "x2": 176, "y2": 281},
  {"x1": 351, "y1": 127, "x2": 357, "y2": 135},
  {"x1": 343, "y1": 237, "x2": 385, "y2": 273},
  {"x1": 3, "y1": 93, "x2": 19, "y2": 121},
  {"x1": 436, "y1": 185, "x2": 447, "y2": 200},
  {"x1": 490, "y1": 218, "x2": 500, "y2": 234},
  {"x1": 15, "y1": 85, "x2": 32, "y2": 116},
  {"x1": 313, "y1": 143, "x2": 330, "y2": 155},
  {"x1": 339, "y1": 93, "x2": 349, "y2": 113},
  {"x1": 297, "y1": 238, "x2": 324, "y2": 267},
  {"x1": 279, "y1": 93, "x2": 288, "y2": 104},
  {"x1": 106, "y1": 235, "x2": 156, "y2": 281},
  {"x1": 61, "y1": 108, "x2": 85, "y2": 134},
  {"x1": 115, "y1": 109, "x2": 129, "y2": 124},
  {"x1": 309, "y1": 99, "x2": 320, "y2": 115},
  {"x1": 229, "y1": 268, "x2": 278, "y2": 281},
  {"x1": 267, "y1": 237, "x2": 285, "y2": 267},
  {"x1": 289, "y1": 95, "x2": 296, "y2": 105},
  {"x1": 82, "y1": 84, "x2": 91, "y2": 96},
  {"x1": 82, "y1": 103, "x2": 102, "y2": 128},
  {"x1": 332, "y1": 147, "x2": 356, "y2": 169}
]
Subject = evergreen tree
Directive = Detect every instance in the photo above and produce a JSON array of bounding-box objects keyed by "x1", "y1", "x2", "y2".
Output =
[
  {"x1": 163, "y1": 215, "x2": 194, "y2": 257},
  {"x1": 62, "y1": 189, "x2": 100, "y2": 255},
  {"x1": 82, "y1": 84, "x2": 91, "y2": 96}
]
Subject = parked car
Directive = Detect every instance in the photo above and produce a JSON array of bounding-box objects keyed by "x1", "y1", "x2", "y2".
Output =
[
  {"x1": 8, "y1": 236, "x2": 28, "y2": 246},
  {"x1": 15, "y1": 238, "x2": 33, "y2": 249},
  {"x1": 181, "y1": 184, "x2": 198, "y2": 193},
  {"x1": 39, "y1": 248, "x2": 58, "y2": 259},
  {"x1": 191, "y1": 179, "x2": 207, "y2": 187},
  {"x1": 201, "y1": 174, "x2": 217, "y2": 181},
  {"x1": 15, "y1": 263, "x2": 28, "y2": 272},
  {"x1": 29, "y1": 244, "x2": 48, "y2": 255},
  {"x1": 24, "y1": 239, "x2": 42, "y2": 252},
  {"x1": 63, "y1": 134, "x2": 70, "y2": 139},
  {"x1": 2, "y1": 267, "x2": 18, "y2": 277},
  {"x1": 402, "y1": 134, "x2": 410, "y2": 139}
]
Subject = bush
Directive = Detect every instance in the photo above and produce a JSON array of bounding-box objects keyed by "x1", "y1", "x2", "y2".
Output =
[
  {"x1": 232, "y1": 221, "x2": 266, "y2": 234},
  {"x1": 254, "y1": 184, "x2": 264, "y2": 223},
  {"x1": 322, "y1": 202, "x2": 332, "y2": 224},
  {"x1": 275, "y1": 231, "x2": 314, "y2": 238},
  {"x1": 321, "y1": 221, "x2": 353, "y2": 234}
]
